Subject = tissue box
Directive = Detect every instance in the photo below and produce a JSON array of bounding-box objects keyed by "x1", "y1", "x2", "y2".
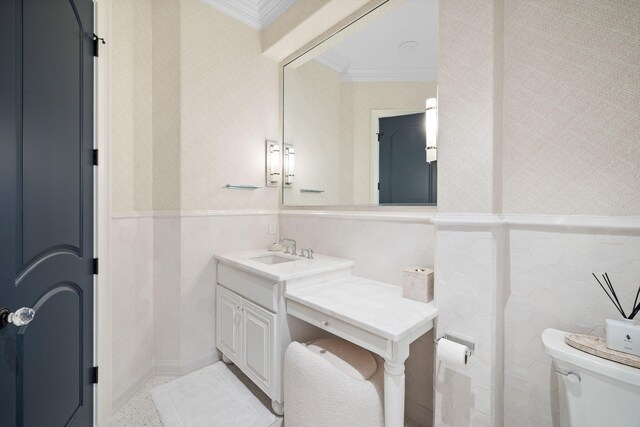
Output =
[{"x1": 402, "y1": 267, "x2": 434, "y2": 303}]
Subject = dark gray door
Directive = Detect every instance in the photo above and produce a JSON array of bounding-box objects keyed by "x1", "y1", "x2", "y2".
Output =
[
  {"x1": 379, "y1": 113, "x2": 437, "y2": 204},
  {"x1": 0, "y1": 0, "x2": 95, "y2": 425}
]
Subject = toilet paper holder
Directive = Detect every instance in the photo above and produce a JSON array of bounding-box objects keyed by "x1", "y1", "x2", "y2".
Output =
[{"x1": 434, "y1": 334, "x2": 475, "y2": 357}]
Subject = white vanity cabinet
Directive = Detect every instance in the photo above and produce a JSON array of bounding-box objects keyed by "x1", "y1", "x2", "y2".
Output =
[
  {"x1": 215, "y1": 286, "x2": 242, "y2": 364},
  {"x1": 213, "y1": 251, "x2": 355, "y2": 415},
  {"x1": 215, "y1": 284, "x2": 277, "y2": 401},
  {"x1": 241, "y1": 298, "x2": 276, "y2": 393}
]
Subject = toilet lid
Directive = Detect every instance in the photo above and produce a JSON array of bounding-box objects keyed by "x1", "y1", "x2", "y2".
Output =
[{"x1": 542, "y1": 328, "x2": 640, "y2": 387}]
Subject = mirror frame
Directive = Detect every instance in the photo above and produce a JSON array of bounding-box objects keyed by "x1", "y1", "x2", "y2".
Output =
[{"x1": 279, "y1": 0, "x2": 438, "y2": 210}]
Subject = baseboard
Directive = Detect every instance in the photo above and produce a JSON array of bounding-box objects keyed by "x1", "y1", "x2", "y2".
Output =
[
  {"x1": 153, "y1": 351, "x2": 219, "y2": 376},
  {"x1": 405, "y1": 398, "x2": 433, "y2": 427},
  {"x1": 112, "y1": 364, "x2": 154, "y2": 413},
  {"x1": 152, "y1": 359, "x2": 183, "y2": 375},
  {"x1": 111, "y1": 353, "x2": 218, "y2": 415}
]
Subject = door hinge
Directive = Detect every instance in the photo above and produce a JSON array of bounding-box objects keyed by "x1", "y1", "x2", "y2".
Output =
[
  {"x1": 377, "y1": 182, "x2": 380, "y2": 190},
  {"x1": 91, "y1": 366, "x2": 99, "y2": 384},
  {"x1": 377, "y1": 132, "x2": 383, "y2": 142},
  {"x1": 92, "y1": 149, "x2": 98, "y2": 166},
  {"x1": 93, "y1": 33, "x2": 106, "y2": 57},
  {"x1": 92, "y1": 258, "x2": 99, "y2": 275}
]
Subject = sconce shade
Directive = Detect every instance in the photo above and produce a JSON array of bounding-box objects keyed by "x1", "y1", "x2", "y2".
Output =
[
  {"x1": 285, "y1": 145, "x2": 295, "y2": 185},
  {"x1": 266, "y1": 140, "x2": 281, "y2": 186},
  {"x1": 425, "y1": 97, "x2": 437, "y2": 163}
]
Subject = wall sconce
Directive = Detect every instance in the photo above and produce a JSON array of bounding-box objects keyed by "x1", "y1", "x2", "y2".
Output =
[
  {"x1": 284, "y1": 144, "x2": 295, "y2": 186},
  {"x1": 425, "y1": 97, "x2": 438, "y2": 163},
  {"x1": 266, "y1": 140, "x2": 281, "y2": 187}
]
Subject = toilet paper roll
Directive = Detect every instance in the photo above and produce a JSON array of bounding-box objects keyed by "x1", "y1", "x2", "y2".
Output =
[{"x1": 437, "y1": 338, "x2": 468, "y2": 368}]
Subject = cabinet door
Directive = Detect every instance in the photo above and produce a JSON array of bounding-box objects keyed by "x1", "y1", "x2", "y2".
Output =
[
  {"x1": 216, "y1": 285, "x2": 242, "y2": 364},
  {"x1": 241, "y1": 300, "x2": 276, "y2": 395}
]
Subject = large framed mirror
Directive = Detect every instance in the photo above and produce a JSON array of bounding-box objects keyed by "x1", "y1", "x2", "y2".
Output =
[{"x1": 282, "y1": 0, "x2": 438, "y2": 207}]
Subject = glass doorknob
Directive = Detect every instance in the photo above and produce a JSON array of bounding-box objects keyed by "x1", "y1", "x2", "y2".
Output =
[{"x1": 0, "y1": 307, "x2": 36, "y2": 329}]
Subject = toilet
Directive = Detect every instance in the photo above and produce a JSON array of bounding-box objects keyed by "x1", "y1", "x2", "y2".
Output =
[{"x1": 541, "y1": 328, "x2": 640, "y2": 427}]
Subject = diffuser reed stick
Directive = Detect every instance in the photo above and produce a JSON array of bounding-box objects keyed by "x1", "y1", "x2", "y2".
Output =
[{"x1": 592, "y1": 273, "x2": 640, "y2": 320}]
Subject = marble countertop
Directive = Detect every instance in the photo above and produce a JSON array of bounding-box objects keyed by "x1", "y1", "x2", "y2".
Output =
[
  {"x1": 285, "y1": 275, "x2": 438, "y2": 342},
  {"x1": 213, "y1": 249, "x2": 354, "y2": 282}
]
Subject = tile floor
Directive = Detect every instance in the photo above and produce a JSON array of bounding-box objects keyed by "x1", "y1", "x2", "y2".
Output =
[{"x1": 106, "y1": 363, "x2": 422, "y2": 426}]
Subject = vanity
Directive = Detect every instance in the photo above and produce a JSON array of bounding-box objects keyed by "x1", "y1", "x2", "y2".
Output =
[
  {"x1": 214, "y1": 248, "x2": 438, "y2": 427},
  {"x1": 213, "y1": 249, "x2": 354, "y2": 415}
]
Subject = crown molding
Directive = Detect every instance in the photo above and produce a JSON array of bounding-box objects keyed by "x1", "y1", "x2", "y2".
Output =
[
  {"x1": 201, "y1": 0, "x2": 295, "y2": 30},
  {"x1": 258, "y1": 0, "x2": 297, "y2": 29},
  {"x1": 201, "y1": 0, "x2": 258, "y2": 29}
]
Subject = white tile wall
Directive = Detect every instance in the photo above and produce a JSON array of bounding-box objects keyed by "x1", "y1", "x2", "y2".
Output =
[
  {"x1": 152, "y1": 217, "x2": 181, "y2": 366},
  {"x1": 434, "y1": 227, "x2": 502, "y2": 427},
  {"x1": 279, "y1": 214, "x2": 436, "y2": 286},
  {"x1": 178, "y1": 214, "x2": 278, "y2": 364},
  {"x1": 111, "y1": 217, "x2": 154, "y2": 403},
  {"x1": 504, "y1": 228, "x2": 640, "y2": 427},
  {"x1": 111, "y1": 213, "x2": 278, "y2": 408},
  {"x1": 279, "y1": 213, "x2": 437, "y2": 426}
]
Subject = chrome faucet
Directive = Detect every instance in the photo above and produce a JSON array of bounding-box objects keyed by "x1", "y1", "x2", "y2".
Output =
[
  {"x1": 300, "y1": 248, "x2": 315, "y2": 259},
  {"x1": 280, "y1": 238, "x2": 298, "y2": 256}
]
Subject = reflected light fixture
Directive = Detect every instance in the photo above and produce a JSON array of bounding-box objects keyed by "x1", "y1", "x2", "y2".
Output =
[
  {"x1": 266, "y1": 140, "x2": 281, "y2": 187},
  {"x1": 425, "y1": 97, "x2": 438, "y2": 163},
  {"x1": 284, "y1": 144, "x2": 295, "y2": 186}
]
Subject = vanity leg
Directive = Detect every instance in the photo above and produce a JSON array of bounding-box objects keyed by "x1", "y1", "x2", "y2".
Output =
[
  {"x1": 271, "y1": 400, "x2": 284, "y2": 416},
  {"x1": 221, "y1": 354, "x2": 233, "y2": 365},
  {"x1": 384, "y1": 361, "x2": 405, "y2": 427}
]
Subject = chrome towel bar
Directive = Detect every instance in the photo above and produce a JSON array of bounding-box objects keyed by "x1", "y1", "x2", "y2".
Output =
[{"x1": 225, "y1": 184, "x2": 261, "y2": 190}]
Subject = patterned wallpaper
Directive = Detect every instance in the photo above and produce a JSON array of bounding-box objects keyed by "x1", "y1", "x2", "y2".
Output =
[
  {"x1": 151, "y1": 0, "x2": 182, "y2": 211},
  {"x1": 111, "y1": 0, "x2": 281, "y2": 212},
  {"x1": 502, "y1": 0, "x2": 640, "y2": 215},
  {"x1": 179, "y1": 0, "x2": 281, "y2": 211},
  {"x1": 437, "y1": 0, "x2": 498, "y2": 214},
  {"x1": 283, "y1": 61, "x2": 342, "y2": 205},
  {"x1": 111, "y1": 0, "x2": 153, "y2": 212}
]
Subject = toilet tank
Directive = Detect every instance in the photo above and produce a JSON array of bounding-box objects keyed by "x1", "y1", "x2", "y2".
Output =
[{"x1": 542, "y1": 329, "x2": 640, "y2": 427}]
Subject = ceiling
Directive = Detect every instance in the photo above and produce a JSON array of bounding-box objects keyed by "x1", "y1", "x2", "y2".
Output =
[
  {"x1": 316, "y1": 0, "x2": 438, "y2": 81},
  {"x1": 201, "y1": 0, "x2": 296, "y2": 30}
]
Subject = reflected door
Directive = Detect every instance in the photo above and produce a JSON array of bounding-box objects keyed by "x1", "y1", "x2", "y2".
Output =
[
  {"x1": 0, "y1": 0, "x2": 95, "y2": 425},
  {"x1": 379, "y1": 113, "x2": 437, "y2": 204}
]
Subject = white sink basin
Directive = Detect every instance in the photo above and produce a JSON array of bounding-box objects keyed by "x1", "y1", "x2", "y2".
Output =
[{"x1": 251, "y1": 255, "x2": 297, "y2": 265}]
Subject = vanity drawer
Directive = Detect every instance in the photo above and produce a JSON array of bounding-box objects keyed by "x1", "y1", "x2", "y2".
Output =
[
  {"x1": 286, "y1": 300, "x2": 391, "y2": 359},
  {"x1": 218, "y1": 263, "x2": 277, "y2": 312}
]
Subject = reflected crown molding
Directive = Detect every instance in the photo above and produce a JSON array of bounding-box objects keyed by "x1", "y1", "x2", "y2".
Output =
[
  {"x1": 315, "y1": 51, "x2": 351, "y2": 75},
  {"x1": 314, "y1": 51, "x2": 438, "y2": 82},
  {"x1": 342, "y1": 67, "x2": 438, "y2": 82},
  {"x1": 201, "y1": 0, "x2": 295, "y2": 30}
]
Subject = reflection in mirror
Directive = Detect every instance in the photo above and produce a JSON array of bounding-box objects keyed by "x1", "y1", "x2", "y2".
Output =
[
  {"x1": 284, "y1": 144, "x2": 295, "y2": 186},
  {"x1": 283, "y1": 0, "x2": 438, "y2": 206}
]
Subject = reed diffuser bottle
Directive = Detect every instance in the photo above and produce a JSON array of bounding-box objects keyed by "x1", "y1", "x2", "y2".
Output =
[{"x1": 593, "y1": 273, "x2": 640, "y2": 356}]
